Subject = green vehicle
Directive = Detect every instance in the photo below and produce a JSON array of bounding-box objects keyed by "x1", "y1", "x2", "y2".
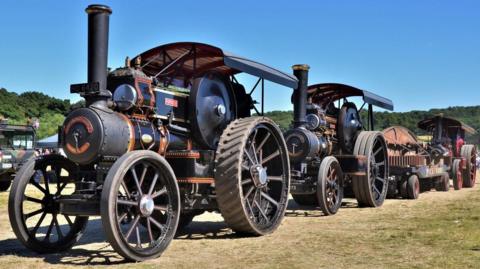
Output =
[{"x1": 0, "y1": 123, "x2": 36, "y2": 191}]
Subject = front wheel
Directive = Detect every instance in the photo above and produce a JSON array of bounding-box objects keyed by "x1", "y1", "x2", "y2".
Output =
[
  {"x1": 406, "y1": 175, "x2": 420, "y2": 199},
  {"x1": 317, "y1": 156, "x2": 344, "y2": 216},
  {"x1": 215, "y1": 117, "x2": 290, "y2": 235},
  {"x1": 435, "y1": 173, "x2": 450, "y2": 192},
  {"x1": 8, "y1": 155, "x2": 88, "y2": 253},
  {"x1": 101, "y1": 150, "x2": 180, "y2": 261}
]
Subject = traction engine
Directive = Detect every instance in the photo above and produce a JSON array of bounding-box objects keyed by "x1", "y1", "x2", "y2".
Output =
[
  {"x1": 284, "y1": 77, "x2": 394, "y2": 215},
  {"x1": 8, "y1": 4, "x2": 300, "y2": 261}
]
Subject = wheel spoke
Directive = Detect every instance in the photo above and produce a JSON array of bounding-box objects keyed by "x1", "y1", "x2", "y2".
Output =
[
  {"x1": 260, "y1": 191, "x2": 279, "y2": 208},
  {"x1": 149, "y1": 216, "x2": 165, "y2": 234},
  {"x1": 31, "y1": 211, "x2": 47, "y2": 235},
  {"x1": 151, "y1": 187, "x2": 167, "y2": 199},
  {"x1": 261, "y1": 150, "x2": 280, "y2": 165},
  {"x1": 154, "y1": 205, "x2": 167, "y2": 212},
  {"x1": 57, "y1": 182, "x2": 68, "y2": 195},
  {"x1": 148, "y1": 172, "x2": 159, "y2": 196},
  {"x1": 25, "y1": 208, "x2": 44, "y2": 219},
  {"x1": 267, "y1": 175, "x2": 283, "y2": 182},
  {"x1": 118, "y1": 212, "x2": 128, "y2": 224},
  {"x1": 130, "y1": 167, "x2": 143, "y2": 195},
  {"x1": 244, "y1": 186, "x2": 255, "y2": 199},
  {"x1": 139, "y1": 164, "x2": 149, "y2": 187},
  {"x1": 125, "y1": 215, "x2": 141, "y2": 240},
  {"x1": 147, "y1": 218, "x2": 154, "y2": 244},
  {"x1": 253, "y1": 200, "x2": 269, "y2": 223},
  {"x1": 25, "y1": 196, "x2": 43, "y2": 204},
  {"x1": 373, "y1": 146, "x2": 383, "y2": 157},
  {"x1": 241, "y1": 178, "x2": 252, "y2": 185},
  {"x1": 376, "y1": 176, "x2": 386, "y2": 183},
  {"x1": 54, "y1": 166, "x2": 62, "y2": 191},
  {"x1": 64, "y1": 215, "x2": 73, "y2": 227},
  {"x1": 53, "y1": 215, "x2": 64, "y2": 239},
  {"x1": 44, "y1": 218, "x2": 55, "y2": 242},
  {"x1": 118, "y1": 199, "x2": 138, "y2": 207},
  {"x1": 244, "y1": 148, "x2": 256, "y2": 165},
  {"x1": 30, "y1": 178, "x2": 47, "y2": 194},
  {"x1": 372, "y1": 184, "x2": 381, "y2": 196},
  {"x1": 135, "y1": 226, "x2": 142, "y2": 248},
  {"x1": 43, "y1": 171, "x2": 51, "y2": 195},
  {"x1": 120, "y1": 179, "x2": 132, "y2": 199},
  {"x1": 256, "y1": 132, "x2": 271, "y2": 154}
]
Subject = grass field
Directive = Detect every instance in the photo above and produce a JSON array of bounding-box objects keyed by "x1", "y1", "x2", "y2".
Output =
[{"x1": 0, "y1": 177, "x2": 479, "y2": 269}]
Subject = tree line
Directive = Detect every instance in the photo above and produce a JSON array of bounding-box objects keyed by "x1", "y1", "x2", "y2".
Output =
[{"x1": 1, "y1": 87, "x2": 478, "y2": 144}]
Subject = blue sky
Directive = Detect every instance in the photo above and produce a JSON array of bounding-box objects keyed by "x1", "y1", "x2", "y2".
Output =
[{"x1": 0, "y1": 0, "x2": 478, "y2": 112}]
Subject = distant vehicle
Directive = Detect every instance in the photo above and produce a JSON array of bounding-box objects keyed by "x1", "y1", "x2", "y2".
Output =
[{"x1": 0, "y1": 123, "x2": 36, "y2": 191}]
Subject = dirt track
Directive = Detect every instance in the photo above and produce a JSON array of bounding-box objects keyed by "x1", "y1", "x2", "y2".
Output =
[{"x1": 0, "y1": 179, "x2": 479, "y2": 269}]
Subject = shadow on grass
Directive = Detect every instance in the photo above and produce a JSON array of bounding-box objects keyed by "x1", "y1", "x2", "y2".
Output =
[
  {"x1": 285, "y1": 198, "x2": 360, "y2": 217},
  {"x1": 0, "y1": 217, "x2": 245, "y2": 266}
]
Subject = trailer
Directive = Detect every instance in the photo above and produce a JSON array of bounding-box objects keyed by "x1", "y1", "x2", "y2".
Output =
[{"x1": 383, "y1": 115, "x2": 477, "y2": 199}]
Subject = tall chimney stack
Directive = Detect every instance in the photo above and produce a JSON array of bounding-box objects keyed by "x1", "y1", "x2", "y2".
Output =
[
  {"x1": 85, "y1": 4, "x2": 112, "y2": 106},
  {"x1": 292, "y1": 64, "x2": 310, "y2": 128}
]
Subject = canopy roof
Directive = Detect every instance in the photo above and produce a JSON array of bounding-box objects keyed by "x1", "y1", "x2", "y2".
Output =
[
  {"x1": 0, "y1": 124, "x2": 35, "y2": 133},
  {"x1": 417, "y1": 115, "x2": 476, "y2": 134},
  {"x1": 307, "y1": 83, "x2": 394, "y2": 111},
  {"x1": 133, "y1": 42, "x2": 298, "y2": 88}
]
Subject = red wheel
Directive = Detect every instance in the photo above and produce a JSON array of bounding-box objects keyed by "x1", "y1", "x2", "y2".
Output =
[{"x1": 461, "y1": 145, "x2": 477, "y2": 188}]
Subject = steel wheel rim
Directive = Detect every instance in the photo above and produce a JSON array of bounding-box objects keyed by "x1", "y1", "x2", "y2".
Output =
[
  {"x1": 20, "y1": 162, "x2": 80, "y2": 246},
  {"x1": 240, "y1": 124, "x2": 288, "y2": 229},
  {"x1": 369, "y1": 136, "x2": 387, "y2": 202},
  {"x1": 115, "y1": 159, "x2": 174, "y2": 255},
  {"x1": 325, "y1": 164, "x2": 340, "y2": 211}
]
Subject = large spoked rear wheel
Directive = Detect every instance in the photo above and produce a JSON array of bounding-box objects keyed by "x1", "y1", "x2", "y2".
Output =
[
  {"x1": 352, "y1": 131, "x2": 389, "y2": 207},
  {"x1": 215, "y1": 117, "x2": 290, "y2": 235},
  {"x1": 317, "y1": 156, "x2": 344, "y2": 216},
  {"x1": 461, "y1": 145, "x2": 477, "y2": 188},
  {"x1": 101, "y1": 150, "x2": 180, "y2": 261},
  {"x1": 452, "y1": 159, "x2": 463, "y2": 190},
  {"x1": 8, "y1": 155, "x2": 88, "y2": 253}
]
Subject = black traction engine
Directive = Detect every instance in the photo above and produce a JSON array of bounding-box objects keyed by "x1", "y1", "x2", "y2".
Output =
[
  {"x1": 284, "y1": 74, "x2": 394, "y2": 215},
  {"x1": 8, "y1": 4, "x2": 301, "y2": 261}
]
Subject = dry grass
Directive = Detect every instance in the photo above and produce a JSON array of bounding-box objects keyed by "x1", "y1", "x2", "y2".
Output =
[{"x1": 0, "y1": 177, "x2": 479, "y2": 269}]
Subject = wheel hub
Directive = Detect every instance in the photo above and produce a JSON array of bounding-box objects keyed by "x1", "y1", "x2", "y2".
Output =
[
  {"x1": 139, "y1": 195, "x2": 155, "y2": 216},
  {"x1": 251, "y1": 165, "x2": 268, "y2": 187}
]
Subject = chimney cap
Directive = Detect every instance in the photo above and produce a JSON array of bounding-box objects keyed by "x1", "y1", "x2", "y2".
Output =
[
  {"x1": 292, "y1": 64, "x2": 310, "y2": 71},
  {"x1": 86, "y1": 4, "x2": 112, "y2": 14}
]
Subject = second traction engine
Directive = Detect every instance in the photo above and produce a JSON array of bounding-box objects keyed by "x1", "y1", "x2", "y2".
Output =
[{"x1": 286, "y1": 78, "x2": 393, "y2": 216}]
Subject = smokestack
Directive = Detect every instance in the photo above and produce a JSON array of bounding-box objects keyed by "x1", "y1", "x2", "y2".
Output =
[
  {"x1": 85, "y1": 4, "x2": 112, "y2": 106},
  {"x1": 292, "y1": 64, "x2": 310, "y2": 128}
]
